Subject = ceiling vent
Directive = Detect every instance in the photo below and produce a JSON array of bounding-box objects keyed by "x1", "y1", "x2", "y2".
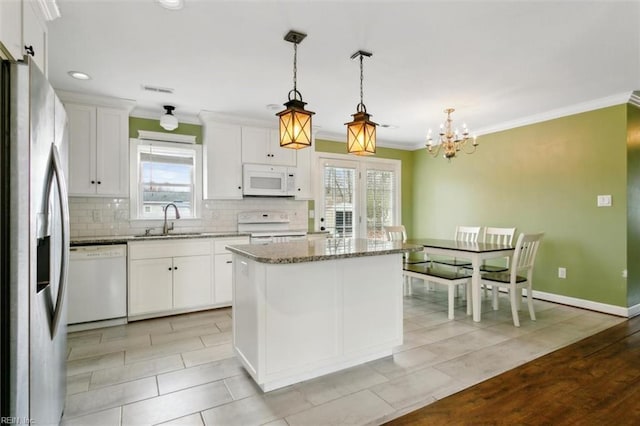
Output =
[{"x1": 141, "y1": 85, "x2": 174, "y2": 94}]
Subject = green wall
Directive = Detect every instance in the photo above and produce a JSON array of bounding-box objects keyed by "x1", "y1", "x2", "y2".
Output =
[
  {"x1": 627, "y1": 104, "x2": 640, "y2": 307},
  {"x1": 129, "y1": 117, "x2": 203, "y2": 144},
  {"x1": 412, "y1": 105, "x2": 628, "y2": 307},
  {"x1": 314, "y1": 139, "x2": 415, "y2": 237}
]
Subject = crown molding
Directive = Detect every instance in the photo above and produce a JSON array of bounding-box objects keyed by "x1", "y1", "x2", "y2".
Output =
[
  {"x1": 131, "y1": 107, "x2": 201, "y2": 125},
  {"x1": 473, "y1": 92, "x2": 633, "y2": 137},
  {"x1": 35, "y1": 0, "x2": 61, "y2": 21},
  {"x1": 56, "y1": 90, "x2": 136, "y2": 111},
  {"x1": 315, "y1": 130, "x2": 412, "y2": 151}
]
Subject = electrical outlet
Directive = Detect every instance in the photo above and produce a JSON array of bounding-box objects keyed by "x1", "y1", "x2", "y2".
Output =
[
  {"x1": 558, "y1": 267, "x2": 566, "y2": 279},
  {"x1": 309, "y1": 209, "x2": 315, "y2": 219},
  {"x1": 597, "y1": 195, "x2": 612, "y2": 207},
  {"x1": 622, "y1": 269, "x2": 628, "y2": 278}
]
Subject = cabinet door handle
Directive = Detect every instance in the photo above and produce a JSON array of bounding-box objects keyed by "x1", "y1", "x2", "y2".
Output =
[
  {"x1": 97, "y1": 181, "x2": 101, "y2": 185},
  {"x1": 174, "y1": 266, "x2": 178, "y2": 270},
  {"x1": 91, "y1": 180, "x2": 95, "y2": 184},
  {"x1": 24, "y1": 45, "x2": 34, "y2": 56},
  {"x1": 168, "y1": 267, "x2": 172, "y2": 271},
  {"x1": 238, "y1": 186, "x2": 241, "y2": 189},
  {"x1": 226, "y1": 260, "x2": 232, "y2": 264}
]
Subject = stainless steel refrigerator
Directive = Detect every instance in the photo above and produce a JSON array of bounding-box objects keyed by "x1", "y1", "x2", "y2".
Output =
[{"x1": 0, "y1": 58, "x2": 69, "y2": 425}]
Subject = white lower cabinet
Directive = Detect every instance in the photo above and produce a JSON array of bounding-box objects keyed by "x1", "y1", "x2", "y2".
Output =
[
  {"x1": 128, "y1": 236, "x2": 249, "y2": 319},
  {"x1": 173, "y1": 255, "x2": 212, "y2": 310},
  {"x1": 214, "y1": 237, "x2": 250, "y2": 305},
  {"x1": 128, "y1": 239, "x2": 213, "y2": 318},
  {"x1": 129, "y1": 257, "x2": 174, "y2": 316}
]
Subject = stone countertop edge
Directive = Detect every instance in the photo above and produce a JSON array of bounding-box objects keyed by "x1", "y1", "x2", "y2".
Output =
[
  {"x1": 70, "y1": 232, "x2": 252, "y2": 246},
  {"x1": 226, "y1": 239, "x2": 423, "y2": 264}
]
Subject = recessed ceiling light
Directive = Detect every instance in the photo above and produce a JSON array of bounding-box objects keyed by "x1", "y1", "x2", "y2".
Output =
[
  {"x1": 157, "y1": 0, "x2": 184, "y2": 10},
  {"x1": 67, "y1": 71, "x2": 91, "y2": 80},
  {"x1": 266, "y1": 104, "x2": 280, "y2": 111},
  {"x1": 380, "y1": 124, "x2": 399, "y2": 129}
]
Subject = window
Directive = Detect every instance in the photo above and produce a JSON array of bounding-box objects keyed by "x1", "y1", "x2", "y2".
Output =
[{"x1": 130, "y1": 140, "x2": 202, "y2": 220}]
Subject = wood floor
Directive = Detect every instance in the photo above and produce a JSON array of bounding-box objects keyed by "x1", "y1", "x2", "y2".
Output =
[{"x1": 386, "y1": 314, "x2": 640, "y2": 425}]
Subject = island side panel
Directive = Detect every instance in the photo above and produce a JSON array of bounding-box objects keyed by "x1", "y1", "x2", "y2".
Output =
[
  {"x1": 342, "y1": 254, "x2": 403, "y2": 354},
  {"x1": 233, "y1": 254, "x2": 261, "y2": 377},
  {"x1": 264, "y1": 262, "x2": 341, "y2": 376}
]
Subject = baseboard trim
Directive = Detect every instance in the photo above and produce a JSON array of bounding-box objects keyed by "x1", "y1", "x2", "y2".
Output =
[{"x1": 530, "y1": 290, "x2": 636, "y2": 318}]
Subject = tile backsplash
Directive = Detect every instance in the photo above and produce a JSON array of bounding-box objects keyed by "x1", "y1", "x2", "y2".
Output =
[{"x1": 69, "y1": 197, "x2": 309, "y2": 238}]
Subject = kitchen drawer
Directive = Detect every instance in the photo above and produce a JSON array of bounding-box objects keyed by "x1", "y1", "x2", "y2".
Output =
[
  {"x1": 214, "y1": 237, "x2": 250, "y2": 254},
  {"x1": 129, "y1": 239, "x2": 212, "y2": 260}
]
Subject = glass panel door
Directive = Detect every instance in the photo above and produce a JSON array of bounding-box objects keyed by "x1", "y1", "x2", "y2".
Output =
[
  {"x1": 364, "y1": 167, "x2": 396, "y2": 239},
  {"x1": 319, "y1": 159, "x2": 357, "y2": 238}
]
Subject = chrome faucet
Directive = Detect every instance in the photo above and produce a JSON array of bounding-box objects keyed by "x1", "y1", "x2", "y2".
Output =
[{"x1": 163, "y1": 203, "x2": 181, "y2": 235}]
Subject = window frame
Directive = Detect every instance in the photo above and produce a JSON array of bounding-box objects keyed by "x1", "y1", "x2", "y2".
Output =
[{"x1": 129, "y1": 138, "x2": 203, "y2": 221}]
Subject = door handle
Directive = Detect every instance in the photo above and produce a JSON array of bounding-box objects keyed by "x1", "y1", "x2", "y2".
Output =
[{"x1": 43, "y1": 144, "x2": 70, "y2": 339}]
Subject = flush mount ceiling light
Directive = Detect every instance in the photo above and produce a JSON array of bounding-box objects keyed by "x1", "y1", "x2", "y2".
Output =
[
  {"x1": 426, "y1": 108, "x2": 478, "y2": 160},
  {"x1": 276, "y1": 30, "x2": 315, "y2": 150},
  {"x1": 159, "y1": 105, "x2": 179, "y2": 131},
  {"x1": 157, "y1": 0, "x2": 184, "y2": 10},
  {"x1": 67, "y1": 70, "x2": 91, "y2": 80},
  {"x1": 346, "y1": 50, "x2": 377, "y2": 156}
]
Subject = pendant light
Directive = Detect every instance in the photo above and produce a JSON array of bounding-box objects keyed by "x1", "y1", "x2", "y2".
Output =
[
  {"x1": 160, "y1": 105, "x2": 178, "y2": 131},
  {"x1": 276, "y1": 30, "x2": 315, "y2": 150},
  {"x1": 346, "y1": 50, "x2": 377, "y2": 156}
]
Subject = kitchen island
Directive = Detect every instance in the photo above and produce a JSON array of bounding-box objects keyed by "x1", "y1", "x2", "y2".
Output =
[{"x1": 226, "y1": 238, "x2": 422, "y2": 391}]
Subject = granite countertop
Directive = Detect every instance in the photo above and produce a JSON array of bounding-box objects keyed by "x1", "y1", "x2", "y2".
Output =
[
  {"x1": 71, "y1": 232, "x2": 251, "y2": 246},
  {"x1": 226, "y1": 238, "x2": 423, "y2": 264}
]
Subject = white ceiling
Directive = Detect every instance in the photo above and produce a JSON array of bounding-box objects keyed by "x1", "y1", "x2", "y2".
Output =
[{"x1": 47, "y1": 0, "x2": 640, "y2": 150}]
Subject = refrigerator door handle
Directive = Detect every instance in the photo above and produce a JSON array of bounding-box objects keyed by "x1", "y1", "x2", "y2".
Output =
[{"x1": 43, "y1": 143, "x2": 70, "y2": 338}]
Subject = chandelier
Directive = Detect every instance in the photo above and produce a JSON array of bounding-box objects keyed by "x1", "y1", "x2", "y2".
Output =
[
  {"x1": 426, "y1": 108, "x2": 478, "y2": 160},
  {"x1": 276, "y1": 30, "x2": 314, "y2": 150},
  {"x1": 346, "y1": 50, "x2": 377, "y2": 156}
]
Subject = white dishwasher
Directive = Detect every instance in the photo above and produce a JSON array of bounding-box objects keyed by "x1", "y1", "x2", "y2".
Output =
[{"x1": 68, "y1": 245, "x2": 127, "y2": 325}]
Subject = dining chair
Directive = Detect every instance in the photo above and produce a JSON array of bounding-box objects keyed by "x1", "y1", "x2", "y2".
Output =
[
  {"x1": 480, "y1": 227, "x2": 517, "y2": 272},
  {"x1": 383, "y1": 225, "x2": 427, "y2": 296},
  {"x1": 431, "y1": 225, "x2": 482, "y2": 267},
  {"x1": 480, "y1": 232, "x2": 544, "y2": 327},
  {"x1": 463, "y1": 227, "x2": 516, "y2": 297}
]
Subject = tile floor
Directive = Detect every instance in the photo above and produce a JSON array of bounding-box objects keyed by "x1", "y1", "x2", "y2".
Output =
[{"x1": 62, "y1": 284, "x2": 624, "y2": 426}]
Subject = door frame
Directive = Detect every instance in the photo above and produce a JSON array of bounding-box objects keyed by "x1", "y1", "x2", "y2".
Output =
[{"x1": 314, "y1": 152, "x2": 401, "y2": 238}]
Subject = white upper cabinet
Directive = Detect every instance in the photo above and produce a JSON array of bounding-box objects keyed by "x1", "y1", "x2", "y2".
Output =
[
  {"x1": 61, "y1": 92, "x2": 134, "y2": 197},
  {"x1": 22, "y1": 0, "x2": 47, "y2": 75},
  {"x1": 0, "y1": 0, "x2": 22, "y2": 60},
  {"x1": 294, "y1": 145, "x2": 314, "y2": 200},
  {"x1": 0, "y1": 0, "x2": 51, "y2": 75},
  {"x1": 201, "y1": 120, "x2": 243, "y2": 200},
  {"x1": 241, "y1": 127, "x2": 296, "y2": 167}
]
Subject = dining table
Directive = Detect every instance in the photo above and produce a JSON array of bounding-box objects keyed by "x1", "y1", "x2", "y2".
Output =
[{"x1": 407, "y1": 238, "x2": 515, "y2": 322}]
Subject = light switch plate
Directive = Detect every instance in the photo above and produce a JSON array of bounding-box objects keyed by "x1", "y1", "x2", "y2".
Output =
[{"x1": 597, "y1": 195, "x2": 612, "y2": 207}]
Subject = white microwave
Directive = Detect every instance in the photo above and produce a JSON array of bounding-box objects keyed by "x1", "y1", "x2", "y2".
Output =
[{"x1": 242, "y1": 164, "x2": 296, "y2": 197}]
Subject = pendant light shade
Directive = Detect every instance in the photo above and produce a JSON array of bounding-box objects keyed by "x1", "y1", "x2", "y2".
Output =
[
  {"x1": 277, "y1": 97, "x2": 313, "y2": 149},
  {"x1": 277, "y1": 30, "x2": 314, "y2": 150},
  {"x1": 346, "y1": 108, "x2": 377, "y2": 156},
  {"x1": 346, "y1": 50, "x2": 377, "y2": 156}
]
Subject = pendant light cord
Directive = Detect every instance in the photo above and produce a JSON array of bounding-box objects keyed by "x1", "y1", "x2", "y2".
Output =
[
  {"x1": 293, "y1": 42, "x2": 298, "y2": 95},
  {"x1": 359, "y1": 54, "x2": 364, "y2": 107}
]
